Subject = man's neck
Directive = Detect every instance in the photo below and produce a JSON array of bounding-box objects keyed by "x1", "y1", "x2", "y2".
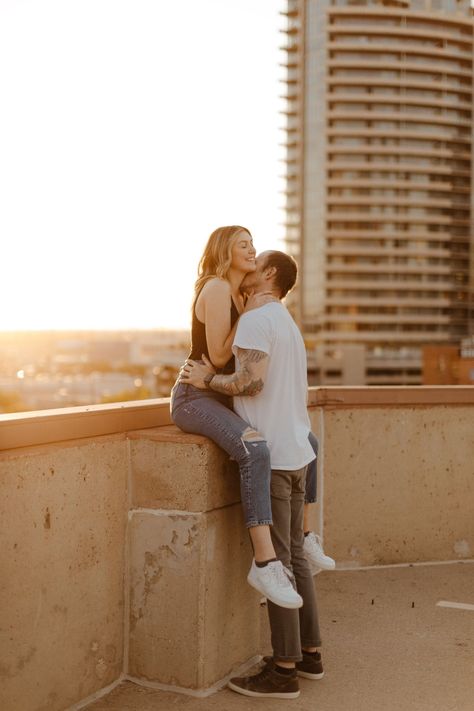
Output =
[{"x1": 245, "y1": 289, "x2": 281, "y2": 301}]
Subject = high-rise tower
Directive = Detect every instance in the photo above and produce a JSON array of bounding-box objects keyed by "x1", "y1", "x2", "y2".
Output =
[{"x1": 281, "y1": 0, "x2": 474, "y2": 384}]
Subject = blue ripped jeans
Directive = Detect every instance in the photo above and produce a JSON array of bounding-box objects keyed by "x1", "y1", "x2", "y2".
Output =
[
  {"x1": 170, "y1": 381, "x2": 319, "y2": 527},
  {"x1": 171, "y1": 381, "x2": 272, "y2": 527}
]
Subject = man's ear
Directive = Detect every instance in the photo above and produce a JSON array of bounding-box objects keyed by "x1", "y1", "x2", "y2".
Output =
[{"x1": 264, "y1": 266, "x2": 277, "y2": 281}]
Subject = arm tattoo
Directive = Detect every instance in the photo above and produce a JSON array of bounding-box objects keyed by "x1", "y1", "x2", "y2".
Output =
[
  {"x1": 209, "y1": 349, "x2": 267, "y2": 397},
  {"x1": 240, "y1": 349, "x2": 267, "y2": 363}
]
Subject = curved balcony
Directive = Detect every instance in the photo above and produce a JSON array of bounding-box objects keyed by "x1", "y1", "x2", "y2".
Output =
[
  {"x1": 327, "y1": 77, "x2": 472, "y2": 96},
  {"x1": 328, "y1": 25, "x2": 472, "y2": 46},
  {"x1": 329, "y1": 6, "x2": 474, "y2": 31},
  {"x1": 319, "y1": 330, "x2": 459, "y2": 343},
  {"x1": 325, "y1": 278, "x2": 468, "y2": 291},
  {"x1": 328, "y1": 41, "x2": 472, "y2": 63},
  {"x1": 326, "y1": 213, "x2": 470, "y2": 226},
  {"x1": 327, "y1": 93, "x2": 472, "y2": 111},
  {"x1": 326, "y1": 196, "x2": 470, "y2": 209},
  {"x1": 328, "y1": 58, "x2": 473, "y2": 77},
  {"x1": 327, "y1": 110, "x2": 472, "y2": 128},
  {"x1": 325, "y1": 230, "x2": 470, "y2": 242}
]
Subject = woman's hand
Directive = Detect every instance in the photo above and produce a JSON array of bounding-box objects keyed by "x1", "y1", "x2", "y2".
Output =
[
  {"x1": 179, "y1": 355, "x2": 216, "y2": 390},
  {"x1": 243, "y1": 291, "x2": 275, "y2": 313}
]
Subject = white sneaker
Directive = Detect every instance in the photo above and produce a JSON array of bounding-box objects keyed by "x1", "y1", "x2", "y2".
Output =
[
  {"x1": 304, "y1": 533, "x2": 335, "y2": 574},
  {"x1": 247, "y1": 560, "x2": 303, "y2": 609}
]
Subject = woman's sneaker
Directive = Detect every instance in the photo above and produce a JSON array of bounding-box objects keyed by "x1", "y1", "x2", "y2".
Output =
[
  {"x1": 304, "y1": 532, "x2": 336, "y2": 574},
  {"x1": 247, "y1": 560, "x2": 303, "y2": 609},
  {"x1": 228, "y1": 661, "x2": 300, "y2": 699}
]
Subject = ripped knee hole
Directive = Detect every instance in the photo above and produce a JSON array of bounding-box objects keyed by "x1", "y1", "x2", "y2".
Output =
[{"x1": 242, "y1": 427, "x2": 265, "y2": 443}]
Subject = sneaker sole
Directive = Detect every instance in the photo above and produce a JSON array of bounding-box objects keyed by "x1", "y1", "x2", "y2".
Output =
[
  {"x1": 306, "y1": 559, "x2": 336, "y2": 571},
  {"x1": 297, "y1": 670, "x2": 325, "y2": 680},
  {"x1": 228, "y1": 681, "x2": 300, "y2": 699},
  {"x1": 247, "y1": 573, "x2": 303, "y2": 609}
]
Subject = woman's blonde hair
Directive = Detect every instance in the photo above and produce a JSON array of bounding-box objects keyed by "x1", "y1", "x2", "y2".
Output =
[{"x1": 193, "y1": 225, "x2": 252, "y2": 300}]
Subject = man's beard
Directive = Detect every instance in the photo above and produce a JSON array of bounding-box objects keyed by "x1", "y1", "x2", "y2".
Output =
[{"x1": 240, "y1": 274, "x2": 258, "y2": 295}]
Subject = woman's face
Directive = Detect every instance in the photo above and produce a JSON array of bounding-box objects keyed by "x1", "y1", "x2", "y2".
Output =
[{"x1": 230, "y1": 231, "x2": 256, "y2": 273}]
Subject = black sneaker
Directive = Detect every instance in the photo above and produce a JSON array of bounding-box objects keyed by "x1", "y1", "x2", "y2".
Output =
[
  {"x1": 263, "y1": 652, "x2": 324, "y2": 680},
  {"x1": 296, "y1": 651, "x2": 324, "y2": 680},
  {"x1": 228, "y1": 661, "x2": 300, "y2": 699}
]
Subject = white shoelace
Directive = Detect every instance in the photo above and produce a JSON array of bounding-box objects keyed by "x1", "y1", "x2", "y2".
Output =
[{"x1": 267, "y1": 562, "x2": 294, "y2": 589}]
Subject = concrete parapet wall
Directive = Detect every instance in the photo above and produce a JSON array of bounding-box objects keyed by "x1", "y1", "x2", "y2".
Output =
[
  {"x1": 0, "y1": 436, "x2": 128, "y2": 711},
  {"x1": 128, "y1": 506, "x2": 258, "y2": 689},
  {"x1": 127, "y1": 427, "x2": 259, "y2": 691},
  {"x1": 128, "y1": 426, "x2": 240, "y2": 511},
  {"x1": 309, "y1": 393, "x2": 474, "y2": 567},
  {"x1": 0, "y1": 387, "x2": 473, "y2": 710},
  {"x1": 0, "y1": 425, "x2": 258, "y2": 710}
]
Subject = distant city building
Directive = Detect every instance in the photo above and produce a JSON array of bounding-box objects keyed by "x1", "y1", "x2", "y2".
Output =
[
  {"x1": 423, "y1": 338, "x2": 474, "y2": 383},
  {"x1": 87, "y1": 339, "x2": 131, "y2": 365},
  {"x1": 0, "y1": 330, "x2": 189, "y2": 413},
  {"x1": 281, "y1": 0, "x2": 474, "y2": 384}
]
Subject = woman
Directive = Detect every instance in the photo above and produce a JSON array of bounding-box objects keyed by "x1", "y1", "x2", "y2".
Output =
[{"x1": 170, "y1": 226, "x2": 332, "y2": 608}]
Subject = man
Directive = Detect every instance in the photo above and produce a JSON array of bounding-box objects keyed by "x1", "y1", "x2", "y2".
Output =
[{"x1": 182, "y1": 251, "x2": 323, "y2": 700}]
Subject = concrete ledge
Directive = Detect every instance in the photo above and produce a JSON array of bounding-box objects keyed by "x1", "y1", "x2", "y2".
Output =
[
  {"x1": 308, "y1": 385, "x2": 474, "y2": 408},
  {"x1": 2, "y1": 387, "x2": 473, "y2": 451},
  {"x1": 0, "y1": 398, "x2": 172, "y2": 451},
  {"x1": 129, "y1": 426, "x2": 240, "y2": 511}
]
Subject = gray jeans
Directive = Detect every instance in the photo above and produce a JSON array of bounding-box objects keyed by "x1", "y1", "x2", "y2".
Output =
[{"x1": 266, "y1": 467, "x2": 322, "y2": 661}]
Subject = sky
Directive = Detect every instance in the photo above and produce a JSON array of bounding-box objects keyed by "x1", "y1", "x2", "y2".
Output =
[{"x1": 0, "y1": 0, "x2": 284, "y2": 331}]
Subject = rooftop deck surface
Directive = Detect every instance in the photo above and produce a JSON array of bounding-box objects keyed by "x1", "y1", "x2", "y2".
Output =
[{"x1": 86, "y1": 562, "x2": 474, "y2": 711}]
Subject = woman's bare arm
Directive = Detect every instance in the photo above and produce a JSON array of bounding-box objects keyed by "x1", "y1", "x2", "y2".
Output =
[{"x1": 196, "y1": 279, "x2": 240, "y2": 368}]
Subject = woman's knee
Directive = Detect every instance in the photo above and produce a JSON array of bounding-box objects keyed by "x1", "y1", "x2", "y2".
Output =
[{"x1": 239, "y1": 427, "x2": 271, "y2": 464}]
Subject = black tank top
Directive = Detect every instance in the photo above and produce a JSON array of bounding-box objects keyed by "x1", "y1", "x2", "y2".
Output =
[{"x1": 189, "y1": 297, "x2": 239, "y2": 374}]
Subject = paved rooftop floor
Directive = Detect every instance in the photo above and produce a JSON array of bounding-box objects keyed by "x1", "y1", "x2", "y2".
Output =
[{"x1": 87, "y1": 563, "x2": 474, "y2": 711}]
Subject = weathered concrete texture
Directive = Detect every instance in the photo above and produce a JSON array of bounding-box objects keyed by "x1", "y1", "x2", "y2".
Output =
[
  {"x1": 128, "y1": 504, "x2": 259, "y2": 690},
  {"x1": 87, "y1": 564, "x2": 474, "y2": 711},
  {"x1": 0, "y1": 438, "x2": 128, "y2": 711},
  {"x1": 319, "y1": 406, "x2": 474, "y2": 566},
  {"x1": 129, "y1": 427, "x2": 240, "y2": 512}
]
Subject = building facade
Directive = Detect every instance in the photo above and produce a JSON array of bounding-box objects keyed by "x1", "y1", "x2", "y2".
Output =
[{"x1": 282, "y1": 0, "x2": 474, "y2": 384}]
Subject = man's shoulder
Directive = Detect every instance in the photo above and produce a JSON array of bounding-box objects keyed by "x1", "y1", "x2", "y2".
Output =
[{"x1": 239, "y1": 302, "x2": 280, "y2": 328}]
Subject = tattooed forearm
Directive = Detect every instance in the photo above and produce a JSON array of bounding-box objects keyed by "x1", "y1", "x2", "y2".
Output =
[
  {"x1": 241, "y1": 379, "x2": 264, "y2": 396},
  {"x1": 209, "y1": 349, "x2": 268, "y2": 397},
  {"x1": 210, "y1": 372, "x2": 263, "y2": 396}
]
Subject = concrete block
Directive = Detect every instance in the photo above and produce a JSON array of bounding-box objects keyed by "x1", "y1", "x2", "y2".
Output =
[
  {"x1": 128, "y1": 504, "x2": 260, "y2": 690},
  {"x1": 0, "y1": 438, "x2": 128, "y2": 711},
  {"x1": 129, "y1": 427, "x2": 240, "y2": 512},
  {"x1": 321, "y1": 406, "x2": 474, "y2": 566}
]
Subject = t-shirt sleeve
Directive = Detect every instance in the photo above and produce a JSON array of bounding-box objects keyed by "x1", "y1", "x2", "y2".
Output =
[{"x1": 232, "y1": 312, "x2": 272, "y2": 356}]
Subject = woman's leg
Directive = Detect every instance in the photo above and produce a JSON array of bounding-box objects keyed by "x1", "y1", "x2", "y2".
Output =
[
  {"x1": 172, "y1": 384, "x2": 275, "y2": 560},
  {"x1": 172, "y1": 386, "x2": 304, "y2": 608}
]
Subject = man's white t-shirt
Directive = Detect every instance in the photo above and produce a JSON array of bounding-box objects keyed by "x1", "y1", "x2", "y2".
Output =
[{"x1": 232, "y1": 301, "x2": 315, "y2": 471}]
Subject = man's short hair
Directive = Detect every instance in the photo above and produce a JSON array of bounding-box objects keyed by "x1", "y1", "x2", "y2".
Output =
[{"x1": 263, "y1": 251, "x2": 298, "y2": 298}]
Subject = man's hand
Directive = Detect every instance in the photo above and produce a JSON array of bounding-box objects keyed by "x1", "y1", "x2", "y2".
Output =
[{"x1": 179, "y1": 354, "x2": 216, "y2": 389}]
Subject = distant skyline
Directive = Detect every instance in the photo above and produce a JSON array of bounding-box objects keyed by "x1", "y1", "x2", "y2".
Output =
[{"x1": 0, "y1": 0, "x2": 284, "y2": 331}]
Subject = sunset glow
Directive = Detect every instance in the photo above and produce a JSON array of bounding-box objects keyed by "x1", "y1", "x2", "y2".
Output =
[{"x1": 0, "y1": 0, "x2": 283, "y2": 331}]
